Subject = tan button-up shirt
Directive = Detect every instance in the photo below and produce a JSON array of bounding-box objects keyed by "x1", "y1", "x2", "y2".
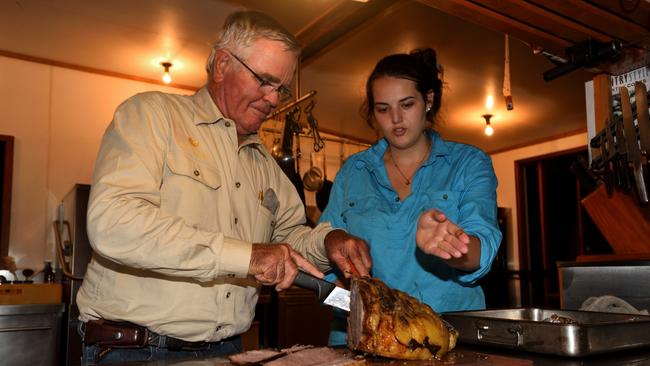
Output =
[{"x1": 77, "y1": 87, "x2": 333, "y2": 342}]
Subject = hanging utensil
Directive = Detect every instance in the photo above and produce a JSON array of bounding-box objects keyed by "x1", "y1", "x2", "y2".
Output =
[
  {"x1": 303, "y1": 150, "x2": 324, "y2": 192},
  {"x1": 272, "y1": 107, "x2": 306, "y2": 204},
  {"x1": 316, "y1": 148, "x2": 334, "y2": 212},
  {"x1": 305, "y1": 100, "x2": 325, "y2": 152}
]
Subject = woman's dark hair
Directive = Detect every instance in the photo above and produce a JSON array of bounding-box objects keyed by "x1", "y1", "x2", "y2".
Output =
[{"x1": 362, "y1": 48, "x2": 443, "y2": 128}]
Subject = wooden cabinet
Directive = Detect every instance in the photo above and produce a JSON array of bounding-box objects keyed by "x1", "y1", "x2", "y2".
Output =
[{"x1": 255, "y1": 286, "x2": 333, "y2": 349}]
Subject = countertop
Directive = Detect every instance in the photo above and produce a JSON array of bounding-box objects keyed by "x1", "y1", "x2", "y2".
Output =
[{"x1": 111, "y1": 344, "x2": 650, "y2": 366}]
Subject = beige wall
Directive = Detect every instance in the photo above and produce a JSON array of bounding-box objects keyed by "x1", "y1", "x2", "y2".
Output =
[
  {"x1": 491, "y1": 132, "x2": 588, "y2": 271},
  {"x1": 1, "y1": 54, "x2": 589, "y2": 276},
  {"x1": 0, "y1": 55, "x2": 365, "y2": 273},
  {"x1": 0, "y1": 55, "x2": 186, "y2": 271}
]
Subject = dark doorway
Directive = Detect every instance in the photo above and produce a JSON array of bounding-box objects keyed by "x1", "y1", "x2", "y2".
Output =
[
  {"x1": 0, "y1": 135, "x2": 13, "y2": 257},
  {"x1": 515, "y1": 147, "x2": 610, "y2": 308}
]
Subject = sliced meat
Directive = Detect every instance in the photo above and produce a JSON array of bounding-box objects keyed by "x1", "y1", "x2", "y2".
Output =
[
  {"x1": 229, "y1": 349, "x2": 283, "y2": 365},
  {"x1": 347, "y1": 277, "x2": 458, "y2": 360},
  {"x1": 265, "y1": 347, "x2": 362, "y2": 366},
  {"x1": 280, "y1": 345, "x2": 314, "y2": 354}
]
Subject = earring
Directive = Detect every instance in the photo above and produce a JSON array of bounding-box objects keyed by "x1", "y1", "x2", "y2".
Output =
[{"x1": 426, "y1": 105, "x2": 431, "y2": 112}]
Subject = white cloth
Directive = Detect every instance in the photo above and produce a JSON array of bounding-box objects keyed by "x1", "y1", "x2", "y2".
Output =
[{"x1": 580, "y1": 295, "x2": 649, "y2": 315}]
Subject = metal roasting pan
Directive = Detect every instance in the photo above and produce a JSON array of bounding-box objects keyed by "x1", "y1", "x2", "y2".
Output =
[{"x1": 442, "y1": 308, "x2": 650, "y2": 357}]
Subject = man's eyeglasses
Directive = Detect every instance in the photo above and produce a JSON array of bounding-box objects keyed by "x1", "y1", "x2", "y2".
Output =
[{"x1": 227, "y1": 50, "x2": 293, "y2": 103}]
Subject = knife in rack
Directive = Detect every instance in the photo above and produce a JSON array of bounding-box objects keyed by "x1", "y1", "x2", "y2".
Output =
[
  {"x1": 620, "y1": 86, "x2": 649, "y2": 204},
  {"x1": 293, "y1": 271, "x2": 350, "y2": 312},
  {"x1": 635, "y1": 82, "x2": 650, "y2": 166}
]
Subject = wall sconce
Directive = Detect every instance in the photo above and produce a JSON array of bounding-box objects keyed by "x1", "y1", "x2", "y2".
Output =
[
  {"x1": 482, "y1": 114, "x2": 494, "y2": 136},
  {"x1": 161, "y1": 62, "x2": 172, "y2": 84}
]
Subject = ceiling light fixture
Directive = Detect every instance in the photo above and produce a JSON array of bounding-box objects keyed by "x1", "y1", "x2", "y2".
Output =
[
  {"x1": 161, "y1": 62, "x2": 172, "y2": 84},
  {"x1": 482, "y1": 114, "x2": 494, "y2": 136},
  {"x1": 482, "y1": 95, "x2": 494, "y2": 136}
]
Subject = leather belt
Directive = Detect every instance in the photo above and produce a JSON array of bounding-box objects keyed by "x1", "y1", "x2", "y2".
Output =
[{"x1": 83, "y1": 319, "x2": 212, "y2": 351}]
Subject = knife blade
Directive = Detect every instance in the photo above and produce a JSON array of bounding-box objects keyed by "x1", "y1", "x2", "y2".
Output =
[
  {"x1": 293, "y1": 271, "x2": 350, "y2": 312},
  {"x1": 620, "y1": 86, "x2": 649, "y2": 204},
  {"x1": 614, "y1": 117, "x2": 631, "y2": 191},
  {"x1": 635, "y1": 82, "x2": 650, "y2": 162}
]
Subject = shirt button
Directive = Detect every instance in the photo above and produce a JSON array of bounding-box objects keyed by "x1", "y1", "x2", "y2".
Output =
[
  {"x1": 443, "y1": 194, "x2": 448, "y2": 200},
  {"x1": 234, "y1": 217, "x2": 238, "y2": 224},
  {"x1": 270, "y1": 220, "x2": 276, "y2": 227},
  {"x1": 235, "y1": 182, "x2": 241, "y2": 188},
  {"x1": 226, "y1": 292, "x2": 231, "y2": 299},
  {"x1": 349, "y1": 202, "x2": 355, "y2": 207},
  {"x1": 225, "y1": 121, "x2": 231, "y2": 127},
  {"x1": 193, "y1": 170, "x2": 200, "y2": 176},
  {"x1": 395, "y1": 197, "x2": 400, "y2": 202}
]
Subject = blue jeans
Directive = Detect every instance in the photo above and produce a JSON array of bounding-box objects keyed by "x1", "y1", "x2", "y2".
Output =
[{"x1": 79, "y1": 323, "x2": 241, "y2": 365}]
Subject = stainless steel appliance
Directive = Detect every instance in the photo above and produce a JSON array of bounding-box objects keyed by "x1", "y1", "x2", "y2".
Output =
[
  {"x1": 0, "y1": 304, "x2": 64, "y2": 365},
  {"x1": 558, "y1": 260, "x2": 650, "y2": 312}
]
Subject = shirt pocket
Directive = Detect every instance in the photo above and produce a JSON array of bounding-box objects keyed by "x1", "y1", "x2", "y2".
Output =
[
  {"x1": 162, "y1": 149, "x2": 222, "y2": 227},
  {"x1": 166, "y1": 149, "x2": 221, "y2": 189},
  {"x1": 340, "y1": 196, "x2": 381, "y2": 229},
  {"x1": 253, "y1": 203, "x2": 275, "y2": 243},
  {"x1": 422, "y1": 191, "x2": 460, "y2": 222}
]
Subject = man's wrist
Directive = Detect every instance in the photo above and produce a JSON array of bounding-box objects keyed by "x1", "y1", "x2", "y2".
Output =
[{"x1": 324, "y1": 228, "x2": 347, "y2": 244}]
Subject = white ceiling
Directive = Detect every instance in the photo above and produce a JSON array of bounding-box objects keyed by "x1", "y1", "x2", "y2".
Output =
[{"x1": 0, "y1": 0, "x2": 595, "y2": 152}]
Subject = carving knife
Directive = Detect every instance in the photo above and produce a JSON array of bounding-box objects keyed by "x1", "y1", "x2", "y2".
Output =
[
  {"x1": 620, "y1": 86, "x2": 649, "y2": 204},
  {"x1": 293, "y1": 271, "x2": 350, "y2": 312},
  {"x1": 615, "y1": 117, "x2": 631, "y2": 191},
  {"x1": 635, "y1": 82, "x2": 650, "y2": 164}
]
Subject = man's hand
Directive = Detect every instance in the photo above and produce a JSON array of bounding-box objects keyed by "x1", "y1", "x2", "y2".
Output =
[
  {"x1": 324, "y1": 229, "x2": 372, "y2": 278},
  {"x1": 416, "y1": 209, "x2": 470, "y2": 259},
  {"x1": 249, "y1": 243, "x2": 323, "y2": 291}
]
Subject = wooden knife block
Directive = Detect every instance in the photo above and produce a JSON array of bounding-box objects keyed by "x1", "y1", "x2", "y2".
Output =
[{"x1": 582, "y1": 184, "x2": 650, "y2": 253}]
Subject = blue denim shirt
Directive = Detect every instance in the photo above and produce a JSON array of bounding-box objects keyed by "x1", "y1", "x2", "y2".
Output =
[{"x1": 321, "y1": 130, "x2": 502, "y2": 316}]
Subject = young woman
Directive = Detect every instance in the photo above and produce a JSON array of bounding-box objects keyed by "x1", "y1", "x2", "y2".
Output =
[{"x1": 320, "y1": 48, "x2": 502, "y2": 345}]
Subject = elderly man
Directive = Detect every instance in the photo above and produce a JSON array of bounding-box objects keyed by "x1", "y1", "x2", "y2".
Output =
[{"x1": 77, "y1": 10, "x2": 371, "y2": 364}]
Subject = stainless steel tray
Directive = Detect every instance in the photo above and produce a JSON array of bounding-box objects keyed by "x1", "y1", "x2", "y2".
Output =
[{"x1": 442, "y1": 308, "x2": 650, "y2": 357}]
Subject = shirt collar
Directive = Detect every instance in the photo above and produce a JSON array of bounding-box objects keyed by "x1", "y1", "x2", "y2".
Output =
[
  {"x1": 191, "y1": 86, "x2": 225, "y2": 126},
  {"x1": 191, "y1": 86, "x2": 268, "y2": 158}
]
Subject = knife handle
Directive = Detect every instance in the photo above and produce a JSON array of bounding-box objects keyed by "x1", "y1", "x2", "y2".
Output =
[{"x1": 293, "y1": 271, "x2": 336, "y2": 302}]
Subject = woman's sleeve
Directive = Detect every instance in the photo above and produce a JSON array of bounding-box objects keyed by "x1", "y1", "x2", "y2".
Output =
[{"x1": 455, "y1": 149, "x2": 503, "y2": 284}]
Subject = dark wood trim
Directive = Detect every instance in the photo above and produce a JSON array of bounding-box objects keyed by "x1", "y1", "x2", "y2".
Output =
[
  {"x1": 537, "y1": 160, "x2": 551, "y2": 302},
  {"x1": 514, "y1": 146, "x2": 589, "y2": 306},
  {"x1": 514, "y1": 145, "x2": 588, "y2": 164},
  {"x1": 0, "y1": 135, "x2": 13, "y2": 257},
  {"x1": 417, "y1": 0, "x2": 572, "y2": 55},
  {"x1": 513, "y1": 159, "x2": 532, "y2": 305},
  {"x1": 297, "y1": 0, "x2": 406, "y2": 64},
  {"x1": 0, "y1": 49, "x2": 199, "y2": 91},
  {"x1": 514, "y1": 159, "x2": 528, "y2": 269}
]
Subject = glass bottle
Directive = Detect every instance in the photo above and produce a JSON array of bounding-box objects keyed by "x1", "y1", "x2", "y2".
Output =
[{"x1": 43, "y1": 261, "x2": 55, "y2": 283}]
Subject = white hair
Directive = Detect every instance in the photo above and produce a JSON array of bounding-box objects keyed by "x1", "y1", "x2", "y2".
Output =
[{"x1": 205, "y1": 10, "x2": 301, "y2": 77}]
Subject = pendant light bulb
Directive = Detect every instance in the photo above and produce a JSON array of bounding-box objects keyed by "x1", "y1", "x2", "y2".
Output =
[
  {"x1": 161, "y1": 62, "x2": 172, "y2": 84},
  {"x1": 481, "y1": 113, "x2": 494, "y2": 136},
  {"x1": 484, "y1": 123, "x2": 494, "y2": 136}
]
